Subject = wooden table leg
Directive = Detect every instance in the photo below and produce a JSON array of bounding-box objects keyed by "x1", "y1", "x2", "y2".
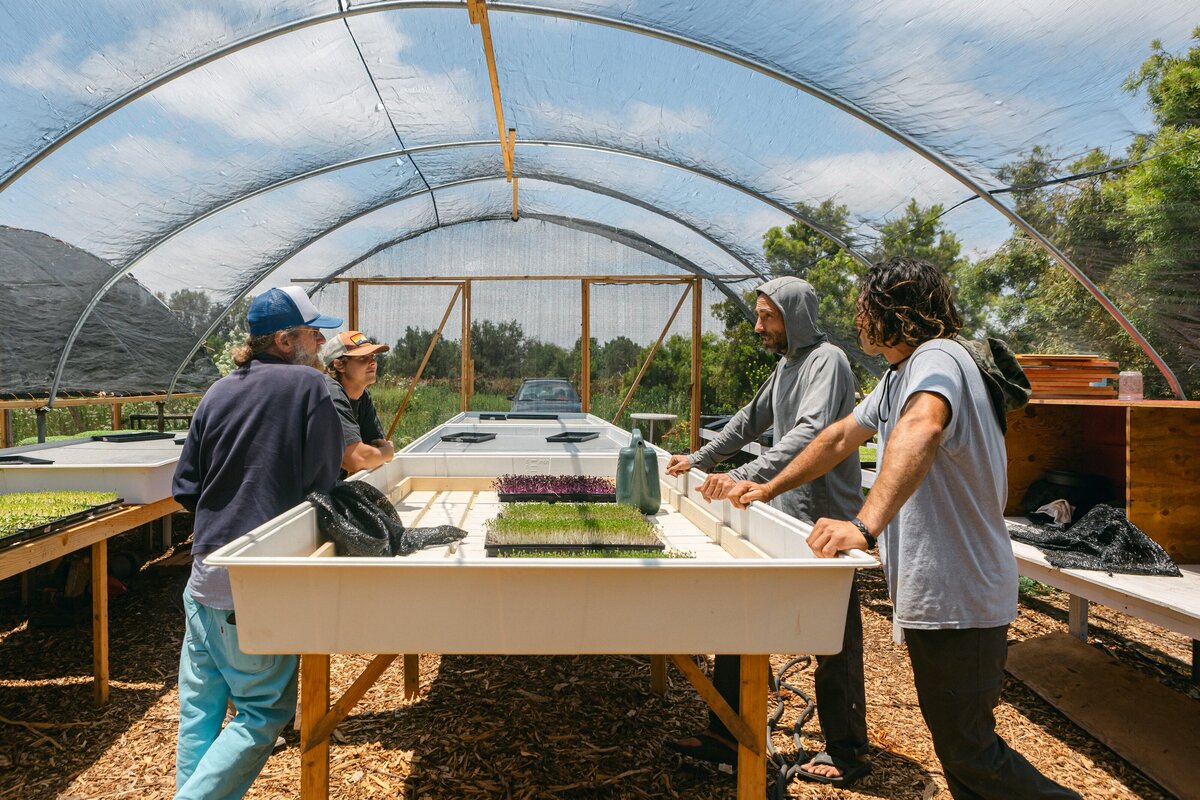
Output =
[
  {"x1": 301, "y1": 654, "x2": 330, "y2": 800},
  {"x1": 403, "y1": 654, "x2": 420, "y2": 699},
  {"x1": 649, "y1": 655, "x2": 667, "y2": 695},
  {"x1": 91, "y1": 540, "x2": 109, "y2": 706},
  {"x1": 736, "y1": 654, "x2": 767, "y2": 799}
]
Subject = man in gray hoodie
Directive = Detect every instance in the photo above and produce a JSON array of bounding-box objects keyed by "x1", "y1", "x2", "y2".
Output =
[{"x1": 664, "y1": 276, "x2": 869, "y2": 786}]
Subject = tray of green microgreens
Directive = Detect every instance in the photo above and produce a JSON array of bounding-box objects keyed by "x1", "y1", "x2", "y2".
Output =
[
  {"x1": 0, "y1": 491, "x2": 122, "y2": 550},
  {"x1": 484, "y1": 502, "x2": 664, "y2": 556}
]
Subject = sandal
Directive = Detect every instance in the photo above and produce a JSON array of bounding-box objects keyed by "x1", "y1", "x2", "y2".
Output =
[
  {"x1": 665, "y1": 730, "x2": 738, "y2": 766},
  {"x1": 796, "y1": 751, "x2": 872, "y2": 787}
]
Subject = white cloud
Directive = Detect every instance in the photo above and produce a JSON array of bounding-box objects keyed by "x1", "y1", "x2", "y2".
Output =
[{"x1": 765, "y1": 149, "x2": 967, "y2": 220}]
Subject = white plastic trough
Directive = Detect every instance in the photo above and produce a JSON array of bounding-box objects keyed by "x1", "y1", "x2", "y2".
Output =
[
  {"x1": 209, "y1": 422, "x2": 875, "y2": 658},
  {"x1": 0, "y1": 436, "x2": 182, "y2": 503}
]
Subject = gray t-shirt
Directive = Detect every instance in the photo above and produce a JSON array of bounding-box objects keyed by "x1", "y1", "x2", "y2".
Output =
[{"x1": 854, "y1": 338, "x2": 1017, "y2": 631}]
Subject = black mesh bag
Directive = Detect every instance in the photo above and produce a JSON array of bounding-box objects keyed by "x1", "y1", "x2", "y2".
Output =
[
  {"x1": 307, "y1": 481, "x2": 465, "y2": 557},
  {"x1": 1009, "y1": 504, "x2": 1181, "y2": 577}
]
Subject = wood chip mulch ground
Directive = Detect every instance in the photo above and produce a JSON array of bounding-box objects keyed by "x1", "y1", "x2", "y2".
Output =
[{"x1": 0, "y1": 528, "x2": 1192, "y2": 799}]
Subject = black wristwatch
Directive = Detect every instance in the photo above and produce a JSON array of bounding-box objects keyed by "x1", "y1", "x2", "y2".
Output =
[{"x1": 851, "y1": 517, "x2": 876, "y2": 550}]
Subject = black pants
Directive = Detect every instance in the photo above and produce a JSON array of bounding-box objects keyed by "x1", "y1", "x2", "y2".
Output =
[
  {"x1": 709, "y1": 575, "x2": 869, "y2": 762},
  {"x1": 904, "y1": 626, "x2": 1080, "y2": 800}
]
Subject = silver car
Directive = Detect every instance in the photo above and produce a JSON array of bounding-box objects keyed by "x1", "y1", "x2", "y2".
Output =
[{"x1": 509, "y1": 379, "x2": 582, "y2": 413}]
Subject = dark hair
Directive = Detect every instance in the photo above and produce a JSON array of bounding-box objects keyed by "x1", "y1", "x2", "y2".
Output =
[{"x1": 856, "y1": 256, "x2": 963, "y2": 348}]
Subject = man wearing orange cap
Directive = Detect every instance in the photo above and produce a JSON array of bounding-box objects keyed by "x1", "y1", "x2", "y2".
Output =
[{"x1": 320, "y1": 331, "x2": 395, "y2": 475}]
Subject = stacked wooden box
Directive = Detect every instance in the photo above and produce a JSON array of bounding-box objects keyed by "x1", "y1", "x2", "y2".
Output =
[{"x1": 1016, "y1": 354, "x2": 1118, "y2": 399}]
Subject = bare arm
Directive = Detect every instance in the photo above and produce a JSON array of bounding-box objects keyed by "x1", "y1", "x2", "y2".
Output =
[
  {"x1": 341, "y1": 439, "x2": 394, "y2": 474},
  {"x1": 729, "y1": 412, "x2": 873, "y2": 508},
  {"x1": 805, "y1": 391, "x2": 950, "y2": 557}
]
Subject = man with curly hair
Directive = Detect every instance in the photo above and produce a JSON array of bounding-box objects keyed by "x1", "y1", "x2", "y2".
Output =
[{"x1": 730, "y1": 257, "x2": 1079, "y2": 799}]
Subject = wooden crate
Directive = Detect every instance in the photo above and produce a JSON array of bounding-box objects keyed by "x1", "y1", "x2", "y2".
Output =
[
  {"x1": 1006, "y1": 399, "x2": 1200, "y2": 563},
  {"x1": 1017, "y1": 354, "x2": 1119, "y2": 399}
]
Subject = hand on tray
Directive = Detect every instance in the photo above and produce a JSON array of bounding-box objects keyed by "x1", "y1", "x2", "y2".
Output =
[
  {"x1": 665, "y1": 455, "x2": 692, "y2": 476},
  {"x1": 697, "y1": 473, "x2": 736, "y2": 502},
  {"x1": 807, "y1": 518, "x2": 868, "y2": 558},
  {"x1": 728, "y1": 480, "x2": 770, "y2": 509}
]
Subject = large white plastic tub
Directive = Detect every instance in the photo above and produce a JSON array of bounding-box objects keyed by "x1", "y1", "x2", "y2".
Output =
[
  {"x1": 0, "y1": 437, "x2": 181, "y2": 503},
  {"x1": 209, "y1": 422, "x2": 874, "y2": 657}
]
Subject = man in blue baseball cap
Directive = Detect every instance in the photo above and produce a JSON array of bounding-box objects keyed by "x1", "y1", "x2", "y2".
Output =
[{"x1": 171, "y1": 286, "x2": 344, "y2": 799}]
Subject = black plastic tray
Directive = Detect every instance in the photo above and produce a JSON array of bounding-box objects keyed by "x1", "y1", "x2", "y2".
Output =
[
  {"x1": 497, "y1": 492, "x2": 616, "y2": 504},
  {"x1": 506, "y1": 413, "x2": 560, "y2": 420},
  {"x1": 479, "y1": 413, "x2": 508, "y2": 421},
  {"x1": 92, "y1": 431, "x2": 176, "y2": 443},
  {"x1": 440, "y1": 432, "x2": 497, "y2": 444},
  {"x1": 0, "y1": 454, "x2": 54, "y2": 465},
  {"x1": 0, "y1": 498, "x2": 125, "y2": 551},
  {"x1": 545, "y1": 431, "x2": 598, "y2": 443},
  {"x1": 484, "y1": 540, "x2": 665, "y2": 557}
]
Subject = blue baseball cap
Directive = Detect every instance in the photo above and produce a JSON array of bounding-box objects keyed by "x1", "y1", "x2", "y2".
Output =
[{"x1": 246, "y1": 287, "x2": 342, "y2": 337}]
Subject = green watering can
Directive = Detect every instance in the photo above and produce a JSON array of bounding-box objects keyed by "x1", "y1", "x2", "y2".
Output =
[{"x1": 616, "y1": 428, "x2": 661, "y2": 515}]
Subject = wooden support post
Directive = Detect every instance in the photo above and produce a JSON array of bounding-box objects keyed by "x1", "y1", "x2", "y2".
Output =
[
  {"x1": 649, "y1": 655, "x2": 667, "y2": 695},
  {"x1": 110, "y1": 402, "x2": 122, "y2": 431},
  {"x1": 404, "y1": 653, "x2": 421, "y2": 699},
  {"x1": 460, "y1": 280, "x2": 472, "y2": 412},
  {"x1": 511, "y1": 173, "x2": 519, "y2": 220},
  {"x1": 155, "y1": 401, "x2": 166, "y2": 434},
  {"x1": 0, "y1": 408, "x2": 10, "y2": 449},
  {"x1": 1068, "y1": 594, "x2": 1089, "y2": 640},
  {"x1": 581, "y1": 279, "x2": 591, "y2": 413},
  {"x1": 91, "y1": 540, "x2": 109, "y2": 706},
  {"x1": 386, "y1": 285, "x2": 463, "y2": 440},
  {"x1": 690, "y1": 277, "x2": 702, "y2": 453},
  {"x1": 1193, "y1": 640, "x2": 1199, "y2": 686},
  {"x1": 301, "y1": 654, "x2": 331, "y2": 800},
  {"x1": 162, "y1": 513, "x2": 174, "y2": 550},
  {"x1": 736, "y1": 654, "x2": 768, "y2": 799},
  {"x1": 347, "y1": 279, "x2": 359, "y2": 331}
]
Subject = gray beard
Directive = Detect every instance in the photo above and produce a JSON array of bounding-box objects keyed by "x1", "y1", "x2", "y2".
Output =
[{"x1": 288, "y1": 340, "x2": 321, "y2": 370}]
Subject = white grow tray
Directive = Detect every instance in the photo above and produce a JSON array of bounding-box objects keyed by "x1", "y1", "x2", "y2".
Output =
[
  {"x1": 0, "y1": 436, "x2": 182, "y2": 503},
  {"x1": 208, "y1": 420, "x2": 874, "y2": 657}
]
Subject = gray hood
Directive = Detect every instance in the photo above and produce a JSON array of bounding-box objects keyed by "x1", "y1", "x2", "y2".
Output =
[{"x1": 756, "y1": 276, "x2": 826, "y2": 360}]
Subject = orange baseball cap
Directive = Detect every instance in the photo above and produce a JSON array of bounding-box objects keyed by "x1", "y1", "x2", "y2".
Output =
[{"x1": 319, "y1": 330, "x2": 390, "y2": 365}]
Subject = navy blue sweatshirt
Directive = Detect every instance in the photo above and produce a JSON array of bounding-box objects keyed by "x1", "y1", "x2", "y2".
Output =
[{"x1": 173, "y1": 354, "x2": 343, "y2": 555}]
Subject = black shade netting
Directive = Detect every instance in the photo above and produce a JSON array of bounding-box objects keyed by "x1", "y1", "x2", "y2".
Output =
[
  {"x1": 306, "y1": 480, "x2": 466, "y2": 557},
  {"x1": 1009, "y1": 504, "x2": 1181, "y2": 577}
]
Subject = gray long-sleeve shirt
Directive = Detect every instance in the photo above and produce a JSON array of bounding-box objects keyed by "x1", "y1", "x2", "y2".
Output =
[{"x1": 689, "y1": 277, "x2": 862, "y2": 524}]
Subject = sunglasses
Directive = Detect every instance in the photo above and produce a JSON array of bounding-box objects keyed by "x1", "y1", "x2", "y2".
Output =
[{"x1": 347, "y1": 353, "x2": 378, "y2": 363}]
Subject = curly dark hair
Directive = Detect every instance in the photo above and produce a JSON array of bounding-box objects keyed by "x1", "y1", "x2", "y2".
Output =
[{"x1": 855, "y1": 256, "x2": 963, "y2": 348}]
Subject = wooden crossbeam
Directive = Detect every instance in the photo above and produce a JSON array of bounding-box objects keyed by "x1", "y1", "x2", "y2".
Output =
[
  {"x1": 668, "y1": 654, "x2": 761, "y2": 756},
  {"x1": 303, "y1": 654, "x2": 398, "y2": 752},
  {"x1": 467, "y1": 0, "x2": 514, "y2": 181}
]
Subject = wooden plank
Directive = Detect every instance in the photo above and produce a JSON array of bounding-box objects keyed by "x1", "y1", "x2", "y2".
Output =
[
  {"x1": 581, "y1": 279, "x2": 590, "y2": 413},
  {"x1": 668, "y1": 655, "x2": 759, "y2": 755},
  {"x1": 309, "y1": 541, "x2": 337, "y2": 558},
  {"x1": 691, "y1": 277, "x2": 702, "y2": 453},
  {"x1": 1011, "y1": 539, "x2": 1200, "y2": 640},
  {"x1": 91, "y1": 540, "x2": 109, "y2": 706},
  {"x1": 649, "y1": 655, "x2": 667, "y2": 695},
  {"x1": 407, "y1": 476, "x2": 494, "y2": 493},
  {"x1": 1007, "y1": 633, "x2": 1200, "y2": 800},
  {"x1": 736, "y1": 654, "x2": 768, "y2": 799},
  {"x1": 0, "y1": 498, "x2": 180, "y2": 582},
  {"x1": 1004, "y1": 405, "x2": 1082, "y2": 516},
  {"x1": 1128, "y1": 405, "x2": 1200, "y2": 562},
  {"x1": 300, "y1": 654, "x2": 330, "y2": 800},
  {"x1": 403, "y1": 653, "x2": 421, "y2": 699}
]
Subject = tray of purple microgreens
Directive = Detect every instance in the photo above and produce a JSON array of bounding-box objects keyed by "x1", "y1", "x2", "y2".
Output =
[{"x1": 493, "y1": 474, "x2": 617, "y2": 503}]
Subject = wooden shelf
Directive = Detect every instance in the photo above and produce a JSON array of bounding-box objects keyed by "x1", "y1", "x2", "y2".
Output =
[{"x1": 1006, "y1": 399, "x2": 1200, "y2": 562}]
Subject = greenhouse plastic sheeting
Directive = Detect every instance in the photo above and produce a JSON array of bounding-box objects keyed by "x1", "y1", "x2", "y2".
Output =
[{"x1": 0, "y1": 2, "x2": 1196, "y2": 397}]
